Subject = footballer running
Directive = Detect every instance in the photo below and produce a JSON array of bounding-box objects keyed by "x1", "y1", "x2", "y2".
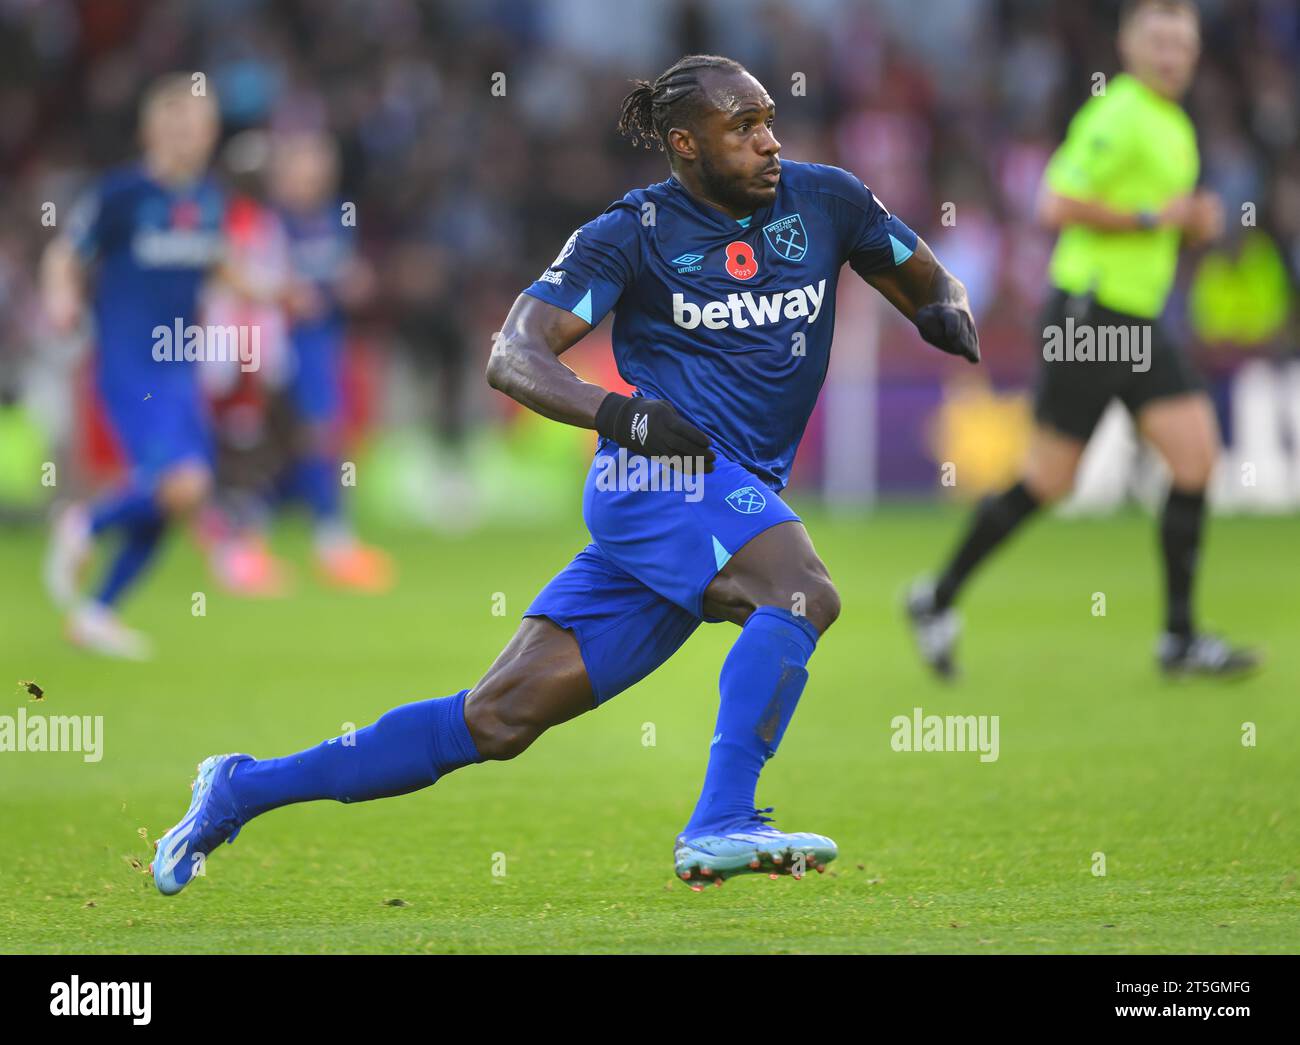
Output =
[{"x1": 151, "y1": 54, "x2": 979, "y2": 894}]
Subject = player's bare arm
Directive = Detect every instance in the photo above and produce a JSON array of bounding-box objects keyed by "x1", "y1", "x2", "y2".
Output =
[
  {"x1": 1036, "y1": 184, "x2": 1224, "y2": 244},
  {"x1": 863, "y1": 237, "x2": 980, "y2": 364},
  {"x1": 488, "y1": 292, "x2": 717, "y2": 468},
  {"x1": 486, "y1": 293, "x2": 607, "y2": 427},
  {"x1": 39, "y1": 236, "x2": 85, "y2": 335}
]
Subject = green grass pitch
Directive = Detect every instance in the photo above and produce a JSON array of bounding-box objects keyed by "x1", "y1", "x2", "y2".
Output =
[{"x1": 1, "y1": 505, "x2": 1296, "y2": 954}]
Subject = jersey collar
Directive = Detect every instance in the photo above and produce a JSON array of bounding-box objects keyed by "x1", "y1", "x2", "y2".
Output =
[
  {"x1": 139, "y1": 161, "x2": 206, "y2": 197},
  {"x1": 1116, "y1": 71, "x2": 1183, "y2": 114},
  {"x1": 666, "y1": 173, "x2": 773, "y2": 234}
]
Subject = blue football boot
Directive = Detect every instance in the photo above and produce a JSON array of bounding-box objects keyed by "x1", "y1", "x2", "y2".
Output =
[
  {"x1": 151, "y1": 753, "x2": 252, "y2": 896},
  {"x1": 674, "y1": 807, "x2": 837, "y2": 889}
]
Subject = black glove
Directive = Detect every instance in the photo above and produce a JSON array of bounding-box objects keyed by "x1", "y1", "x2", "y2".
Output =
[
  {"x1": 915, "y1": 303, "x2": 981, "y2": 364},
  {"x1": 594, "y1": 393, "x2": 716, "y2": 472}
]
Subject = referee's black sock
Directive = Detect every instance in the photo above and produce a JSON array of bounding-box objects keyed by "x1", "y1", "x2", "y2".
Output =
[
  {"x1": 1160, "y1": 486, "x2": 1206, "y2": 639},
  {"x1": 933, "y1": 480, "x2": 1041, "y2": 611}
]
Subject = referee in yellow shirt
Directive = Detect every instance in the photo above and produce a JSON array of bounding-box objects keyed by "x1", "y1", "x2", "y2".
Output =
[{"x1": 909, "y1": 0, "x2": 1258, "y2": 679}]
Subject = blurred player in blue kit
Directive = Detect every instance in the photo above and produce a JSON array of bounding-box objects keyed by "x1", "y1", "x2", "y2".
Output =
[
  {"x1": 42, "y1": 76, "x2": 227, "y2": 659},
  {"x1": 153, "y1": 56, "x2": 980, "y2": 893},
  {"x1": 269, "y1": 131, "x2": 393, "y2": 592},
  {"x1": 197, "y1": 130, "x2": 393, "y2": 595}
]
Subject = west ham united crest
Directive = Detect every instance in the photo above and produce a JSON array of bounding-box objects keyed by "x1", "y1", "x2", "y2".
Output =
[
  {"x1": 763, "y1": 213, "x2": 807, "y2": 262},
  {"x1": 725, "y1": 485, "x2": 767, "y2": 514}
]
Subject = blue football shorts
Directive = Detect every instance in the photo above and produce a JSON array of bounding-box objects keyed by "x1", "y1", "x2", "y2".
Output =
[
  {"x1": 288, "y1": 321, "x2": 344, "y2": 425},
  {"x1": 98, "y1": 371, "x2": 214, "y2": 485},
  {"x1": 525, "y1": 438, "x2": 800, "y2": 705}
]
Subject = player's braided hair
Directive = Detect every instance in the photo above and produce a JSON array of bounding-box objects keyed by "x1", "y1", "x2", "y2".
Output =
[{"x1": 617, "y1": 54, "x2": 747, "y2": 155}]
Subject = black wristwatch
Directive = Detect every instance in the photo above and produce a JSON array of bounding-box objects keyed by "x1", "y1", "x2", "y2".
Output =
[{"x1": 1135, "y1": 209, "x2": 1158, "y2": 231}]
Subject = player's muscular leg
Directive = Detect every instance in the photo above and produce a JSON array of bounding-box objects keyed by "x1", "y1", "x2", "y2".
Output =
[
  {"x1": 702, "y1": 520, "x2": 840, "y2": 635},
  {"x1": 1021, "y1": 423, "x2": 1086, "y2": 504},
  {"x1": 1138, "y1": 393, "x2": 1219, "y2": 489},
  {"x1": 464, "y1": 617, "x2": 595, "y2": 761},
  {"x1": 156, "y1": 461, "x2": 212, "y2": 518}
]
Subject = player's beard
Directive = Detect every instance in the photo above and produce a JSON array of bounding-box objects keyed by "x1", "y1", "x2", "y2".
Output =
[{"x1": 698, "y1": 150, "x2": 767, "y2": 215}]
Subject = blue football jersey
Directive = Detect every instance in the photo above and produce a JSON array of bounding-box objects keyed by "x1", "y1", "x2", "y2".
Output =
[
  {"x1": 280, "y1": 200, "x2": 355, "y2": 336},
  {"x1": 521, "y1": 160, "x2": 918, "y2": 490},
  {"x1": 68, "y1": 165, "x2": 225, "y2": 391}
]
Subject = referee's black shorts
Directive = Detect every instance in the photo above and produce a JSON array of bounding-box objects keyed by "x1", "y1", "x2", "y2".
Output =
[{"x1": 1033, "y1": 287, "x2": 1204, "y2": 443}]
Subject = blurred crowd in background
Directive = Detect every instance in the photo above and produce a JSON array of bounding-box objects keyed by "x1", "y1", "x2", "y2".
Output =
[{"x1": 0, "y1": 0, "x2": 1297, "y2": 523}]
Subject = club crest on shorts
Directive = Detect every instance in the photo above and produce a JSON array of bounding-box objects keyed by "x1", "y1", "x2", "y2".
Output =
[
  {"x1": 725, "y1": 485, "x2": 767, "y2": 514},
  {"x1": 762, "y1": 213, "x2": 807, "y2": 262}
]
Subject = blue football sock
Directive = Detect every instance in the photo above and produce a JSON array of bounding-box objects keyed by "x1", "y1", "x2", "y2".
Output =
[
  {"x1": 683, "y1": 606, "x2": 819, "y2": 835},
  {"x1": 88, "y1": 482, "x2": 160, "y2": 537},
  {"x1": 294, "y1": 453, "x2": 342, "y2": 525},
  {"x1": 94, "y1": 512, "x2": 167, "y2": 607},
  {"x1": 270, "y1": 461, "x2": 300, "y2": 509},
  {"x1": 228, "y1": 689, "x2": 482, "y2": 822}
]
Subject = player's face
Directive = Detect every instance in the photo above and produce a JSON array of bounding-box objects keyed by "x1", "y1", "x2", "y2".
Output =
[
  {"x1": 1120, "y1": 7, "x2": 1200, "y2": 99},
  {"x1": 143, "y1": 93, "x2": 219, "y2": 179},
  {"x1": 271, "y1": 135, "x2": 338, "y2": 211},
  {"x1": 692, "y1": 71, "x2": 782, "y2": 213}
]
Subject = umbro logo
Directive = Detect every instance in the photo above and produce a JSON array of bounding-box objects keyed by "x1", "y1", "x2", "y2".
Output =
[
  {"x1": 632, "y1": 411, "x2": 649, "y2": 445},
  {"x1": 671, "y1": 252, "x2": 704, "y2": 273}
]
